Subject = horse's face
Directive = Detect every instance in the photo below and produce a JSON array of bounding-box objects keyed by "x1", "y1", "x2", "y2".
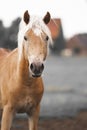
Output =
[
  {"x1": 24, "y1": 29, "x2": 48, "y2": 77},
  {"x1": 19, "y1": 11, "x2": 52, "y2": 77}
]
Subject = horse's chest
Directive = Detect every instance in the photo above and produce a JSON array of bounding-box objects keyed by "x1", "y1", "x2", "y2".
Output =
[
  {"x1": 16, "y1": 96, "x2": 36, "y2": 113},
  {"x1": 15, "y1": 89, "x2": 42, "y2": 114},
  {"x1": 12, "y1": 83, "x2": 43, "y2": 114}
]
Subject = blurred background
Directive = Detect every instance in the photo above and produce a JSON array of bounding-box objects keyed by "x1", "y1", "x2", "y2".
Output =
[{"x1": 0, "y1": 0, "x2": 87, "y2": 129}]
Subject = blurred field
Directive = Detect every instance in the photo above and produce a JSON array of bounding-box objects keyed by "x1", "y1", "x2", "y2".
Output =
[
  {"x1": 41, "y1": 55, "x2": 87, "y2": 117},
  {"x1": 6, "y1": 111, "x2": 87, "y2": 130}
]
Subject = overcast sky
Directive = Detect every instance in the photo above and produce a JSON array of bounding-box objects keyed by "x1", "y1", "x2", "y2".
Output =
[{"x1": 0, "y1": 0, "x2": 87, "y2": 38}]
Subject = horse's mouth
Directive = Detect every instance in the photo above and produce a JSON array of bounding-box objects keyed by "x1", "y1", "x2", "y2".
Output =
[{"x1": 32, "y1": 74, "x2": 41, "y2": 78}]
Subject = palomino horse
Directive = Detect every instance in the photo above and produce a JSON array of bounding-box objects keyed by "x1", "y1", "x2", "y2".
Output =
[{"x1": 0, "y1": 10, "x2": 52, "y2": 130}]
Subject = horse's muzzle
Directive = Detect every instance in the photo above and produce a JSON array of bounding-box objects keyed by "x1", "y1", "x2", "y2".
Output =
[{"x1": 30, "y1": 62, "x2": 44, "y2": 77}]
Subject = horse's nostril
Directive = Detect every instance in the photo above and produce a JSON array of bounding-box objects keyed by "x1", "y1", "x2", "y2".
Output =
[
  {"x1": 41, "y1": 63, "x2": 44, "y2": 71},
  {"x1": 30, "y1": 63, "x2": 34, "y2": 70}
]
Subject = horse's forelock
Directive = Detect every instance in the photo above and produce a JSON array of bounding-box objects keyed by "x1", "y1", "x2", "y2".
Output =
[{"x1": 19, "y1": 15, "x2": 52, "y2": 43}]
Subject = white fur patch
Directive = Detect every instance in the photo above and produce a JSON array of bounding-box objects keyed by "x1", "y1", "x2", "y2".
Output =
[{"x1": 33, "y1": 28, "x2": 42, "y2": 36}]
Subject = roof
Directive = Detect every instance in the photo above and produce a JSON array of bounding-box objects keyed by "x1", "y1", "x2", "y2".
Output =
[
  {"x1": 67, "y1": 33, "x2": 87, "y2": 48},
  {"x1": 47, "y1": 18, "x2": 61, "y2": 39}
]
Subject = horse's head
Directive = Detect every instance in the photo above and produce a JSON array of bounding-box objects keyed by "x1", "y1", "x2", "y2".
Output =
[{"x1": 18, "y1": 10, "x2": 52, "y2": 77}]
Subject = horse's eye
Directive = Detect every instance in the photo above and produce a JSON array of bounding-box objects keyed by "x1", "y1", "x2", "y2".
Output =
[
  {"x1": 24, "y1": 36, "x2": 27, "y2": 41},
  {"x1": 46, "y1": 36, "x2": 49, "y2": 41}
]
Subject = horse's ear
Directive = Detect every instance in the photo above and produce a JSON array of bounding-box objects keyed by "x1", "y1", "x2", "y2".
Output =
[
  {"x1": 43, "y1": 12, "x2": 51, "y2": 24},
  {"x1": 23, "y1": 10, "x2": 30, "y2": 24}
]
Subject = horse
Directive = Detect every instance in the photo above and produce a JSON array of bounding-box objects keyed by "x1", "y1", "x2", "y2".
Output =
[{"x1": 0, "y1": 10, "x2": 52, "y2": 130}]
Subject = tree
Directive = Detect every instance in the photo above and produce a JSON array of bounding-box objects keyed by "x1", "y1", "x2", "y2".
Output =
[{"x1": 0, "y1": 18, "x2": 21, "y2": 50}]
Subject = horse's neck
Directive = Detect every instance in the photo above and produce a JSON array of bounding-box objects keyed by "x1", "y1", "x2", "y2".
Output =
[
  {"x1": 7, "y1": 48, "x2": 28, "y2": 82},
  {"x1": 17, "y1": 47, "x2": 33, "y2": 85},
  {"x1": 18, "y1": 57, "x2": 29, "y2": 81}
]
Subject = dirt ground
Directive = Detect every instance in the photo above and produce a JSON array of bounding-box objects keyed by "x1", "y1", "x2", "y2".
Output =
[{"x1": 5, "y1": 111, "x2": 87, "y2": 130}]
